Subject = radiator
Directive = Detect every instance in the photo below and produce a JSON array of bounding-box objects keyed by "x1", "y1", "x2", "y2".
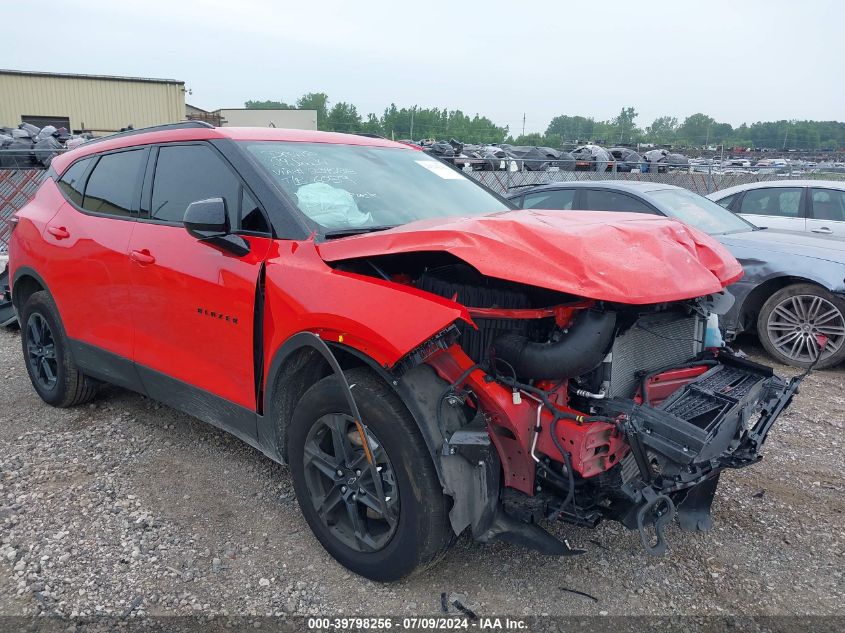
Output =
[{"x1": 608, "y1": 313, "x2": 705, "y2": 398}]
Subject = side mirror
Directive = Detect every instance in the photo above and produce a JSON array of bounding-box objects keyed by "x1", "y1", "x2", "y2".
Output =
[
  {"x1": 184, "y1": 198, "x2": 229, "y2": 239},
  {"x1": 183, "y1": 198, "x2": 250, "y2": 256}
]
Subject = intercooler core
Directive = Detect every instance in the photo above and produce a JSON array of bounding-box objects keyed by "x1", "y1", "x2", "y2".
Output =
[{"x1": 607, "y1": 313, "x2": 705, "y2": 398}]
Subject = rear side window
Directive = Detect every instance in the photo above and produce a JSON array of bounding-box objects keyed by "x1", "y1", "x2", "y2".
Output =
[
  {"x1": 523, "y1": 189, "x2": 576, "y2": 210},
  {"x1": 738, "y1": 187, "x2": 803, "y2": 217},
  {"x1": 810, "y1": 188, "x2": 845, "y2": 221},
  {"x1": 82, "y1": 150, "x2": 145, "y2": 217},
  {"x1": 151, "y1": 145, "x2": 241, "y2": 224},
  {"x1": 57, "y1": 158, "x2": 93, "y2": 206},
  {"x1": 583, "y1": 189, "x2": 654, "y2": 213}
]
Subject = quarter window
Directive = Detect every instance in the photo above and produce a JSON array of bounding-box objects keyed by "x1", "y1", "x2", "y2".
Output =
[
  {"x1": 57, "y1": 158, "x2": 93, "y2": 206},
  {"x1": 714, "y1": 193, "x2": 737, "y2": 209},
  {"x1": 151, "y1": 145, "x2": 242, "y2": 225},
  {"x1": 810, "y1": 188, "x2": 845, "y2": 222},
  {"x1": 82, "y1": 150, "x2": 145, "y2": 217},
  {"x1": 523, "y1": 189, "x2": 576, "y2": 210},
  {"x1": 738, "y1": 187, "x2": 803, "y2": 217}
]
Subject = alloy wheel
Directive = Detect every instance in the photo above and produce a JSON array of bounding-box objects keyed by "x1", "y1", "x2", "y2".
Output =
[
  {"x1": 25, "y1": 313, "x2": 58, "y2": 391},
  {"x1": 766, "y1": 294, "x2": 845, "y2": 364},
  {"x1": 302, "y1": 414, "x2": 399, "y2": 553}
]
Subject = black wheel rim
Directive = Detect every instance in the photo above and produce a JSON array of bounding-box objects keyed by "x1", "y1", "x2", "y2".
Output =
[
  {"x1": 26, "y1": 313, "x2": 58, "y2": 391},
  {"x1": 766, "y1": 294, "x2": 845, "y2": 363},
  {"x1": 302, "y1": 414, "x2": 399, "y2": 552}
]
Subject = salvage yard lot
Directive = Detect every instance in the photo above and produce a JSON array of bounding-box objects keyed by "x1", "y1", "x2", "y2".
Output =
[{"x1": 0, "y1": 326, "x2": 842, "y2": 619}]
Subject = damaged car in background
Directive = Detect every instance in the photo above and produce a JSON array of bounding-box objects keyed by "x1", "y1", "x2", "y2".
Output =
[{"x1": 9, "y1": 123, "x2": 802, "y2": 581}]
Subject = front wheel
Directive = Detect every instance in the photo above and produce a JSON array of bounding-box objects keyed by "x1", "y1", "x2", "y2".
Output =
[
  {"x1": 288, "y1": 368, "x2": 453, "y2": 581},
  {"x1": 757, "y1": 283, "x2": 845, "y2": 369}
]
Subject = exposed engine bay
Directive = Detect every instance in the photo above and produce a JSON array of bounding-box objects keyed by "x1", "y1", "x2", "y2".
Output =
[{"x1": 334, "y1": 253, "x2": 801, "y2": 556}]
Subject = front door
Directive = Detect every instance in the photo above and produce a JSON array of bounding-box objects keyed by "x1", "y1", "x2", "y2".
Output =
[{"x1": 128, "y1": 142, "x2": 272, "y2": 439}]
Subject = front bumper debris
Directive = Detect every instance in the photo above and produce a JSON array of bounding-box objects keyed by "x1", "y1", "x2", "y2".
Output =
[{"x1": 593, "y1": 352, "x2": 801, "y2": 554}]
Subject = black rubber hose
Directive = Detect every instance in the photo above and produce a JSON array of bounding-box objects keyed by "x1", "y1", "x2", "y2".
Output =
[{"x1": 493, "y1": 310, "x2": 617, "y2": 381}]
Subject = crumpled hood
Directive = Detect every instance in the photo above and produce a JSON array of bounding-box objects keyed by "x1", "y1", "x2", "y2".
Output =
[
  {"x1": 317, "y1": 210, "x2": 743, "y2": 304},
  {"x1": 718, "y1": 228, "x2": 845, "y2": 264}
]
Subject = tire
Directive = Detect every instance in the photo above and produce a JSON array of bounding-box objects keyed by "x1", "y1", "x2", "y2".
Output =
[
  {"x1": 19, "y1": 291, "x2": 99, "y2": 407},
  {"x1": 757, "y1": 283, "x2": 845, "y2": 369},
  {"x1": 288, "y1": 367, "x2": 452, "y2": 581}
]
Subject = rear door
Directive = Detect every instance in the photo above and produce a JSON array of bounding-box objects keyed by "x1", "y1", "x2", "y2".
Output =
[
  {"x1": 806, "y1": 187, "x2": 845, "y2": 237},
  {"x1": 128, "y1": 142, "x2": 272, "y2": 437},
  {"x1": 40, "y1": 149, "x2": 146, "y2": 377},
  {"x1": 735, "y1": 186, "x2": 806, "y2": 231}
]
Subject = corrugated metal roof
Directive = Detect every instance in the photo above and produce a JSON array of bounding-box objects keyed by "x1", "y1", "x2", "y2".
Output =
[{"x1": 0, "y1": 69, "x2": 184, "y2": 85}]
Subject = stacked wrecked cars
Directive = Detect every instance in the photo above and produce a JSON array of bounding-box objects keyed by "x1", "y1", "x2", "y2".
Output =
[{"x1": 8, "y1": 123, "x2": 800, "y2": 581}]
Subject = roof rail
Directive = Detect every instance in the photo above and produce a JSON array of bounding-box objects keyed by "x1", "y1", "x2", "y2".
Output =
[{"x1": 82, "y1": 121, "x2": 215, "y2": 146}]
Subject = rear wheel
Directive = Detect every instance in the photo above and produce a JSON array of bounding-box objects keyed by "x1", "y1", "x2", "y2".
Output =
[
  {"x1": 20, "y1": 291, "x2": 99, "y2": 407},
  {"x1": 757, "y1": 284, "x2": 845, "y2": 369},
  {"x1": 288, "y1": 368, "x2": 452, "y2": 581}
]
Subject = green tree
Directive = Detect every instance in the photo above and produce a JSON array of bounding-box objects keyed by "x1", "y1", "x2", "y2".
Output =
[
  {"x1": 645, "y1": 116, "x2": 678, "y2": 144},
  {"x1": 612, "y1": 107, "x2": 640, "y2": 144},
  {"x1": 545, "y1": 115, "x2": 596, "y2": 144},
  {"x1": 295, "y1": 93, "x2": 330, "y2": 130},
  {"x1": 326, "y1": 102, "x2": 362, "y2": 133}
]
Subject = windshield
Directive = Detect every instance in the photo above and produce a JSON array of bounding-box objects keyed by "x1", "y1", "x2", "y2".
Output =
[
  {"x1": 649, "y1": 188, "x2": 755, "y2": 235},
  {"x1": 241, "y1": 141, "x2": 511, "y2": 232}
]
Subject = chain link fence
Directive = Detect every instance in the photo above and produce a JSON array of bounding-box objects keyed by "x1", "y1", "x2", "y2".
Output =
[
  {"x1": 0, "y1": 167, "x2": 46, "y2": 253},
  {"x1": 461, "y1": 159, "x2": 845, "y2": 195},
  {"x1": 2, "y1": 151, "x2": 845, "y2": 252}
]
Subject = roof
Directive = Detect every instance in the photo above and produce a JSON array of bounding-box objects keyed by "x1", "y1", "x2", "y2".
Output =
[
  {"x1": 0, "y1": 68, "x2": 184, "y2": 85},
  {"x1": 507, "y1": 180, "x2": 682, "y2": 197},
  {"x1": 708, "y1": 179, "x2": 845, "y2": 199},
  {"x1": 50, "y1": 125, "x2": 413, "y2": 174}
]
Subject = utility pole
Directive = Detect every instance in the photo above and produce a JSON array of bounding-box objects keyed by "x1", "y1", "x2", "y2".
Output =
[
  {"x1": 409, "y1": 106, "x2": 415, "y2": 140},
  {"x1": 522, "y1": 113, "x2": 526, "y2": 138}
]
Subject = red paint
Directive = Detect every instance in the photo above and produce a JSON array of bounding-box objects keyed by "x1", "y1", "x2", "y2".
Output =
[
  {"x1": 636, "y1": 365, "x2": 712, "y2": 405},
  {"x1": 318, "y1": 210, "x2": 743, "y2": 305},
  {"x1": 468, "y1": 301, "x2": 594, "y2": 328}
]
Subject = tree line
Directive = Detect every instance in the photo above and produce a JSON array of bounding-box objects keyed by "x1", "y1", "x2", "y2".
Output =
[{"x1": 245, "y1": 95, "x2": 845, "y2": 150}]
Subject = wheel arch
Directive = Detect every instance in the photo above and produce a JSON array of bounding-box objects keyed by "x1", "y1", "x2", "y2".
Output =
[
  {"x1": 11, "y1": 266, "x2": 51, "y2": 314},
  {"x1": 737, "y1": 275, "x2": 829, "y2": 334},
  {"x1": 261, "y1": 333, "x2": 399, "y2": 464}
]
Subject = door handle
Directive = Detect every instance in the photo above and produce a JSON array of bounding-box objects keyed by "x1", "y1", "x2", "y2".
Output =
[
  {"x1": 46, "y1": 225, "x2": 70, "y2": 240},
  {"x1": 811, "y1": 227, "x2": 833, "y2": 234},
  {"x1": 130, "y1": 249, "x2": 156, "y2": 265}
]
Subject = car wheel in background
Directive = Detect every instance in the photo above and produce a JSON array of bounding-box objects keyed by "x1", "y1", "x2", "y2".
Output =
[
  {"x1": 19, "y1": 291, "x2": 99, "y2": 406},
  {"x1": 757, "y1": 284, "x2": 845, "y2": 369},
  {"x1": 288, "y1": 367, "x2": 453, "y2": 581}
]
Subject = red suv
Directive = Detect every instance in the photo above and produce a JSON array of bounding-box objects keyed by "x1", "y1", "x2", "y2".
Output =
[{"x1": 8, "y1": 122, "x2": 799, "y2": 580}]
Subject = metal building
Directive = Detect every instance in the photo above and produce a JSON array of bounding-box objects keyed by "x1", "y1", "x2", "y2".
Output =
[{"x1": 0, "y1": 69, "x2": 186, "y2": 134}]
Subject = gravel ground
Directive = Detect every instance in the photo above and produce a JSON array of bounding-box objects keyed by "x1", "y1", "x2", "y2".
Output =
[{"x1": 0, "y1": 326, "x2": 842, "y2": 622}]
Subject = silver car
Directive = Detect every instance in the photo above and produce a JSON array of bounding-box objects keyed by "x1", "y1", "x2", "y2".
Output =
[{"x1": 707, "y1": 180, "x2": 845, "y2": 237}]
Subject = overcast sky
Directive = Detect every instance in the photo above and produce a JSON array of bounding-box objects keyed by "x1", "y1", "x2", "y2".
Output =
[{"x1": 3, "y1": 0, "x2": 842, "y2": 134}]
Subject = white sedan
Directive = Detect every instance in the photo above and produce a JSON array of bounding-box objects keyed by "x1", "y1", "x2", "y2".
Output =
[{"x1": 707, "y1": 180, "x2": 845, "y2": 237}]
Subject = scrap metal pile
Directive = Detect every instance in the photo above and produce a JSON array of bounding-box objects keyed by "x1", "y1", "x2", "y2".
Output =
[
  {"x1": 415, "y1": 138, "x2": 688, "y2": 172},
  {"x1": 0, "y1": 123, "x2": 90, "y2": 168}
]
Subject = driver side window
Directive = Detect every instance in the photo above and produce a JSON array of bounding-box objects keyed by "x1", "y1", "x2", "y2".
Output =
[{"x1": 150, "y1": 145, "x2": 269, "y2": 233}]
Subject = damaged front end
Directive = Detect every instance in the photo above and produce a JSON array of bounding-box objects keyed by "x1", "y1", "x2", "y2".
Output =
[{"x1": 374, "y1": 261, "x2": 800, "y2": 557}]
